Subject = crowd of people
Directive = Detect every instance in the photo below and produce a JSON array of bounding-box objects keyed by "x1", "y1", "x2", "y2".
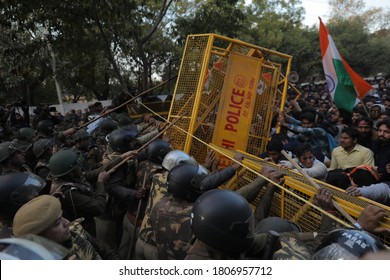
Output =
[{"x1": 0, "y1": 76, "x2": 389, "y2": 260}]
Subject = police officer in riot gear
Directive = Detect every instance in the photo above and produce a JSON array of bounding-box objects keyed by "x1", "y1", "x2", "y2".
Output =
[
  {"x1": 15, "y1": 127, "x2": 37, "y2": 143},
  {"x1": 135, "y1": 149, "x2": 197, "y2": 260},
  {"x1": 150, "y1": 157, "x2": 243, "y2": 260},
  {"x1": 187, "y1": 189, "x2": 255, "y2": 259},
  {"x1": 36, "y1": 119, "x2": 55, "y2": 139},
  {"x1": 0, "y1": 140, "x2": 32, "y2": 174},
  {"x1": 312, "y1": 228, "x2": 386, "y2": 259},
  {"x1": 0, "y1": 172, "x2": 46, "y2": 228},
  {"x1": 118, "y1": 139, "x2": 172, "y2": 259},
  {"x1": 33, "y1": 138, "x2": 55, "y2": 180},
  {"x1": 49, "y1": 149, "x2": 109, "y2": 236}
]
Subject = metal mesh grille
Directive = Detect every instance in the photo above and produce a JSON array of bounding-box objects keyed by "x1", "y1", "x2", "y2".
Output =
[
  {"x1": 167, "y1": 34, "x2": 390, "y2": 247},
  {"x1": 169, "y1": 34, "x2": 289, "y2": 162},
  {"x1": 210, "y1": 144, "x2": 390, "y2": 246}
]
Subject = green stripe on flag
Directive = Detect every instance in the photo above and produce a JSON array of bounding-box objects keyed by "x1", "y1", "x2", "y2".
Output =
[{"x1": 333, "y1": 59, "x2": 357, "y2": 112}]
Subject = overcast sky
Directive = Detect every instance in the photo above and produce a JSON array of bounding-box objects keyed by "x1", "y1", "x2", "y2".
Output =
[{"x1": 301, "y1": 0, "x2": 390, "y2": 27}]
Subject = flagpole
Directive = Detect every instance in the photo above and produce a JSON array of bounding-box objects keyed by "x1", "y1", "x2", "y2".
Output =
[{"x1": 354, "y1": 85, "x2": 371, "y2": 117}]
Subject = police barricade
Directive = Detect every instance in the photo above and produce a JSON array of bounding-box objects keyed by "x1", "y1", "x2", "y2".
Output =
[{"x1": 209, "y1": 143, "x2": 390, "y2": 247}]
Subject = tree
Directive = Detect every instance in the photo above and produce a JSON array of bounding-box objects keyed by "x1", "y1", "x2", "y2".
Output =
[
  {"x1": 95, "y1": 0, "x2": 176, "y2": 93},
  {"x1": 174, "y1": 0, "x2": 247, "y2": 45},
  {"x1": 0, "y1": 2, "x2": 52, "y2": 105},
  {"x1": 327, "y1": 0, "x2": 390, "y2": 76}
]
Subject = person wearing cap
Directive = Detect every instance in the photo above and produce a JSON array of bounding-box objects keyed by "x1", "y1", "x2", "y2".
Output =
[
  {"x1": 12, "y1": 195, "x2": 119, "y2": 260},
  {"x1": 0, "y1": 139, "x2": 32, "y2": 175}
]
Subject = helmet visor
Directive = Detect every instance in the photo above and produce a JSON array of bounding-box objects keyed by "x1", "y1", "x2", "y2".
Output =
[
  {"x1": 312, "y1": 243, "x2": 358, "y2": 260},
  {"x1": 9, "y1": 139, "x2": 31, "y2": 153}
]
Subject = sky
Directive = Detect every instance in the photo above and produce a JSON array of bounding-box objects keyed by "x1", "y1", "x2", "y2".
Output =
[{"x1": 301, "y1": 0, "x2": 390, "y2": 27}]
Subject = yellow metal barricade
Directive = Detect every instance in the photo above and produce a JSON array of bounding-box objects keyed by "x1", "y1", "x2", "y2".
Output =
[
  {"x1": 159, "y1": 33, "x2": 390, "y2": 246},
  {"x1": 167, "y1": 34, "x2": 294, "y2": 163},
  {"x1": 209, "y1": 144, "x2": 390, "y2": 246}
]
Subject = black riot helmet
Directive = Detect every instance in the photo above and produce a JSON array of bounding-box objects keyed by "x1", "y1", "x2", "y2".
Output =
[
  {"x1": 108, "y1": 129, "x2": 139, "y2": 153},
  {"x1": 190, "y1": 189, "x2": 255, "y2": 254},
  {"x1": 255, "y1": 217, "x2": 301, "y2": 234},
  {"x1": 0, "y1": 172, "x2": 46, "y2": 218},
  {"x1": 117, "y1": 115, "x2": 133, "y2": 127},
  {"x1": 312, "y1": 229, "x2": 386, "y2": 260},
  {"x1": 36, "y1": 120, "x2": 54, "y2": 135},
  {"x1": 144, "y1": 139, "x2": 172, "y2": 164},
  {"x1": 167, "y1": 163, "x2": 209, "y2": 202},
  {"x1": 71, "y1": 128, "x2": 89, "y2": 142},
  {"x1": 98, "y1": 119, "x2": 118, "y2": 133}
]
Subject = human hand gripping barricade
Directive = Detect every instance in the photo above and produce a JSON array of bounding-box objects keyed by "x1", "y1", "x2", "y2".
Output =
[{"x1": 280, "y1": 150, "x2": 357, "y2": 226}]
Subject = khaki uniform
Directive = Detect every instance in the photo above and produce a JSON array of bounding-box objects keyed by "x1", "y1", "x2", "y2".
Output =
[
  {"x1": 68, "y1": 219, "x2": 120, "y2": 260},
  {"x1": 150, "y1": 194, "x2": 193, "y2": 260},
  {"x1": 136, "y1": 171, "x2": 168, "y2": 259},
  {"x1": 118, "y1": 159, "x2": 164, "y2": 259},
  {"x1": 68, "y1": 220, "x2": 102, "y2": 260},
  {"x1": 185, "y1": 239, "x2": 244, "y2": 260}
]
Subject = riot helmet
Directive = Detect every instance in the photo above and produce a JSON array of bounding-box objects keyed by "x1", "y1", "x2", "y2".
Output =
[
  {"x1": 0, "y1": 172, "x2": 46, "y2": 217},
  {"x1": 0, "y1": 140, "x2": 31, "y2": 163},
  {"x1": 48, "y1": 149, "x2": 87, "y2": 177},
  {"x1": 190, "y1": 189, "x2": 255, "y2": 254},
  {"x1": 108, "y1": 129, "x2": 139, "y2": 153},
  {"x1": 167, "y1": 163, "x2": 208, "y2": 202},
  {"x1": 161, "y1": 150, "x2": 197, "y2": 171},
  {"x1": 312, "y1": 229, "x2": 386, "y2": 260},
  {"x1": 71, "y1": 128, "x2": 90, "y2": 142},
  {"x1": 15, "y1": 127, "x2": 37, "y2": 142},
  {"x1": 36, "y1": 120, "x2": 54, "y2": 135},
  {"x1": 99, "y1": 118, "x2": 118, "y2": 133},
  {"x1": 144, "y1": 139, "x2": 172, "y2": 164},
  {"x1": 255, "y1": 217, "x2": 301, "y2": 234},
  {"x1": 117, "y1": 115, "x2": 133, "y2": 127},
  {"x1": 0, "y1": 235, "x2": 68, "y2": 260},
  {"x1": 32, "y1": 138, "x2": 55, "y2": 158}
]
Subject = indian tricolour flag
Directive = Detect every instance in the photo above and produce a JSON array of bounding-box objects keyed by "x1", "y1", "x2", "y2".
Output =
[{"x1": 319, "y1": 18, "x2": 373, "y2": 112}]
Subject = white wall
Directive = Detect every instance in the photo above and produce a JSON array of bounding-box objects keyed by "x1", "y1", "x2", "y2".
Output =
[{"x1": 28, "y1": 100, "x2": 113, "y2": 115}]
